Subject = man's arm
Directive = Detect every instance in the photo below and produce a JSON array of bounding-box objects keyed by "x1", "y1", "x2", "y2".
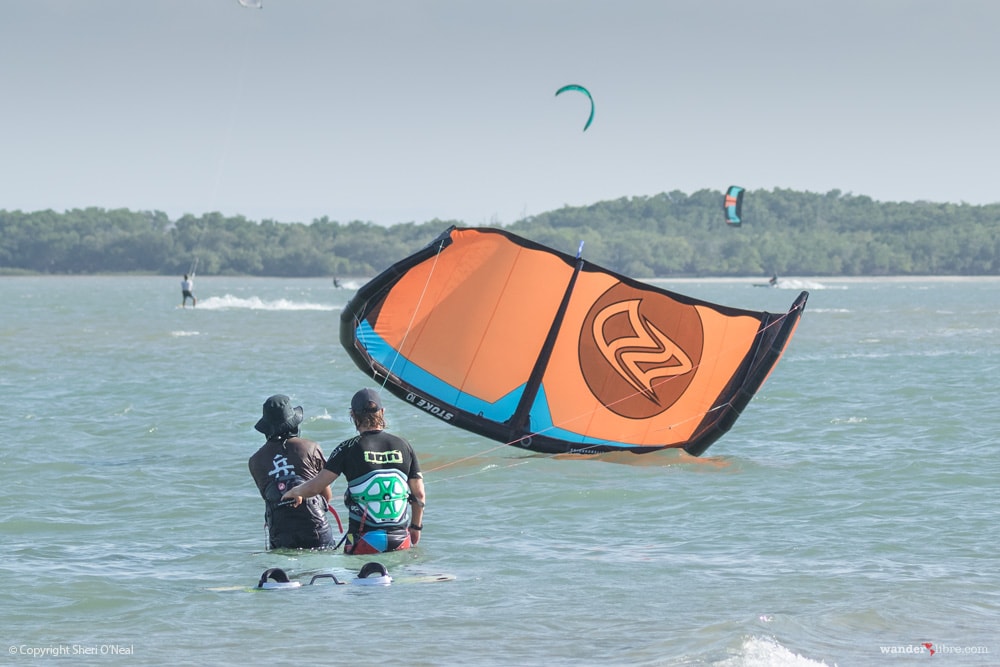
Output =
[
  {"x1": 407, "y1": 476, "x2": 426, "y2": 544},
  {"x1": 282, "y1": 469, "x2": 338, "y2": 507},
  {"x1": 312, "y1": 450, "x2": 334, "y2": 503}
]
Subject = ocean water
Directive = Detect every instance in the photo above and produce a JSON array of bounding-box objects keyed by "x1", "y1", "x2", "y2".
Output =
[{"x1": 1, "y1": 275, "x2": 997, "y2": 666}]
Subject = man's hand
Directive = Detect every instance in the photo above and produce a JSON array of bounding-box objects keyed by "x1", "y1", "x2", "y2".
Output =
[{"x1": 280, "y1": 490, "x2": 303, "y2": 508}]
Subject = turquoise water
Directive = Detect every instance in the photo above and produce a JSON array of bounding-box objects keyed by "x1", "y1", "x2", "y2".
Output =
[{"x1": 1, "y1": 276, "x2": 997, "y2": 666}]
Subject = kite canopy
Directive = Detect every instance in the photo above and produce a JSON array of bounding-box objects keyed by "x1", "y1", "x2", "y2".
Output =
[
  {"x1": 724, "y1": 185, "x2": 745, "y2": 226},
  {"x1": 340, "y1": 227, "x2": 807, "y2": 456},
  {"x1": 555, "y1": 84, "x2": 595, "y2": 131}
]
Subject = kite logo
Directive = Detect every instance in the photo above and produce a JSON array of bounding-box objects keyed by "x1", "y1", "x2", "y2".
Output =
[
  {"x1": 579, "y1": 284, "x2": 703, "y2": 419},
  {"x1": 592, "y1": 299, "x2": 693, "y2": 401}
]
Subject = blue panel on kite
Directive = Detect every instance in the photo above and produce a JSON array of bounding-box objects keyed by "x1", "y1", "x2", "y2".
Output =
[{"x1": 723, "y1": 185, "x2": 745, "y2": 226}]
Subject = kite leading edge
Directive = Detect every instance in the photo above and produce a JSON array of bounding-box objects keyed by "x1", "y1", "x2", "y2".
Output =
[{"x1": 555, "y1": 84, "x2": 595, "y2": 132}]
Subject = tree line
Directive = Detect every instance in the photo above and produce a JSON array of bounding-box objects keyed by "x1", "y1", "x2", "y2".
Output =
[{"x1": 1, "y1": 188, "x2": 997, "y2": 277}]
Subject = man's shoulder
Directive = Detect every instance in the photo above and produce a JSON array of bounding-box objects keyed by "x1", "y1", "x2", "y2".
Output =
[
  {"x1": 248, "y1": 444, "x2": 274, "y2": 479},
  {"x1": 283, "y1": 436, "x2": 321, "y2": 455},
  {"x1": 248, "y1": 442, "x2": 272, "y2": 464},
  {"x1": 327, "y1": 435, "x2": 361, "y2": 461},
  {"x1": 373, "y1": 431, "x2": 418, "y2": 463},
  {"x1": 331, "y1": 435, "x2": 361, "y2": 453},
  {"x1": 373, "y1": 430, "x2": 409, "y2": 445},
  {"x1": 391, "y1": 432, "x2": 417, "y2": 455}
]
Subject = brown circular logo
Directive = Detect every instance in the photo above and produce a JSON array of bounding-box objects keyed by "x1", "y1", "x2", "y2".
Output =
[{"x1": 579, "y1": 283, "x2": 704, "y2": 419}]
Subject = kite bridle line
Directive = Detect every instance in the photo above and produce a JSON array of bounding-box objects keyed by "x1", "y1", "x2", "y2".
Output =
[
  {"x1": 422, "y1": 305, "x2": 802, "y2": 482},
  {"x1": 209, "y1": 10, "x2": 262, "y2": 211},
  {"x1": 375, "y1": 237, "x2": 448, "y2": 396}
]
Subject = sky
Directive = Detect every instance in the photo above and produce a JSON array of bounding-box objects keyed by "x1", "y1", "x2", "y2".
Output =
[{"x1": 2, "y1": 1, "x2": 998, "y2": 227}]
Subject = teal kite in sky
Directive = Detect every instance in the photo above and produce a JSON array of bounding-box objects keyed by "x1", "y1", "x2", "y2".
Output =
[
  {"x1": 555, "y1": 84, "x2": 594, "y2": 131},
  {"x1": 723, "y1": 185, "x2": 745, "y2": 226}
]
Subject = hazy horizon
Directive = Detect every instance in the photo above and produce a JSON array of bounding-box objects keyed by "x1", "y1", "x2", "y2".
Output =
[{"x1": 4, "y1": 1, "x2": 998, "y2": 226}]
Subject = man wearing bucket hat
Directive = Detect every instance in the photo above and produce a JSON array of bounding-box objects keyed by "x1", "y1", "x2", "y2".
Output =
[
  {"x1": 248, "y1": 394, "x2": 334, "y2": 550},
  {"x1": 282, "y1": 388, "x2": 425, "y2": 555}
]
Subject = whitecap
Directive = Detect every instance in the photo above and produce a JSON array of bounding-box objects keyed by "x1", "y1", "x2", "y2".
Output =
[
  {"x1": 195, "y1": 294, "x2": 338, "y2": 311},
  {"x1": 715, "y1": 636, "x2": 833, "y2": 666}
]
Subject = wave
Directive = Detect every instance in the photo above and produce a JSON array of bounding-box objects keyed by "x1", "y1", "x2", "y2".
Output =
[
  {"x1": 713, "y1": 636, "x2": 832, "y2": 667},
  {"x1": 773, "y1": 279, "x2": 842, "y2": 290},
  {"x1": 645, "y1": 278, "x2": 840, "y2": 290},
  {"x1": 195, "y1": 294, "x2": 338, "y2": 311}
]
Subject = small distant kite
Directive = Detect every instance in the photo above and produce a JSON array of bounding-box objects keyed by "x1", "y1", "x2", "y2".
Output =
[
  {"x1": 555, "y1": 84, "x2": 594, "y2": 132},
  {"x1": 723, "y1": 185, "x2": 745, "y2": 226},
  {"x1": 238, "y1": 0, "x2": 262, "y2": 8}
]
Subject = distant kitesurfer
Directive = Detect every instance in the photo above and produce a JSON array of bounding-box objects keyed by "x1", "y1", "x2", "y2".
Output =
[
  {"x1": 333, "y1": 277, "x2": 340, "y2": 288},
  {"x1": 249, "y1": 395, "x2": 334, "y2": 550},
  {"x1": 181, "y1": 274, "x2": 197, "y2": 307},
  {"x1": 282, "y1": 388, "x2": 425, "y2": 555},
  {"x1": 769, "y1": 273, "x2": 778, "y2": 287}
]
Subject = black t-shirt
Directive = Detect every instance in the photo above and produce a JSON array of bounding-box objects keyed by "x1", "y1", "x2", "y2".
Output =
[
  {"x1": 248, "y1": 436, "x2": 332, "y2": 549},
  {"x1": 325, "y1": 430, "x2": 421, "y2": 531}
]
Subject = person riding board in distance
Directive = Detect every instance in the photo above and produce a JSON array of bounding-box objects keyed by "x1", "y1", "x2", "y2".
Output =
[
  {"x1": 281, "y1": 388, "x2": 425, "y2": 555},
  {"x1": 181, "y1": 274, "x2": 197, "y2": 307}
]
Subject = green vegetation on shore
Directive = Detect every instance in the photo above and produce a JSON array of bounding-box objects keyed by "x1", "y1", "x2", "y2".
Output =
[{"x1": 2, "y1": 188, "x2": 997, "y2": 277}]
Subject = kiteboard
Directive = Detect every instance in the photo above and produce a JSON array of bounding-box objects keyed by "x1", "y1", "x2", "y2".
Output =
[{"x1": 208, "y1": 562, "x2": 455, "y2": 592}]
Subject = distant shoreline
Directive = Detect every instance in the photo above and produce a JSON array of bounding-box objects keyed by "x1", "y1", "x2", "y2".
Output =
[{"x1": 3, "y1": 272, "x2": 997, "y2": 283}]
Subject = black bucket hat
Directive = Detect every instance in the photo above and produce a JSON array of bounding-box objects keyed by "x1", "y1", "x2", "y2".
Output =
[{"x1": 255, "y1": 394, "x2": 304, "y2": 438}]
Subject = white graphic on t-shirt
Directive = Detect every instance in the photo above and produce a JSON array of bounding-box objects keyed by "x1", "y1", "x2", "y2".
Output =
[{"x1": 268, "y1": 454, "x2": 295, "y2": 478}]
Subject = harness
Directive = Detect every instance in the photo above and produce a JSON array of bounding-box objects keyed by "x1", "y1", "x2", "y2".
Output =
[
  {"x1": 347, "y1": 470, "x2": 410, "y2": 527},
  {"x1": 264, "y1": 472, "x2": 308, "y2": 515}
]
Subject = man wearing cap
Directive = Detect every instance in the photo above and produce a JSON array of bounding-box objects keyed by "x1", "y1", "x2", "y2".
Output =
[
  {"x1": 282, "y1": 388, "x2": 425, "y2": 555},
  {"x1": 249, "y1": 394, "x2": 334, "y2": 550}
]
